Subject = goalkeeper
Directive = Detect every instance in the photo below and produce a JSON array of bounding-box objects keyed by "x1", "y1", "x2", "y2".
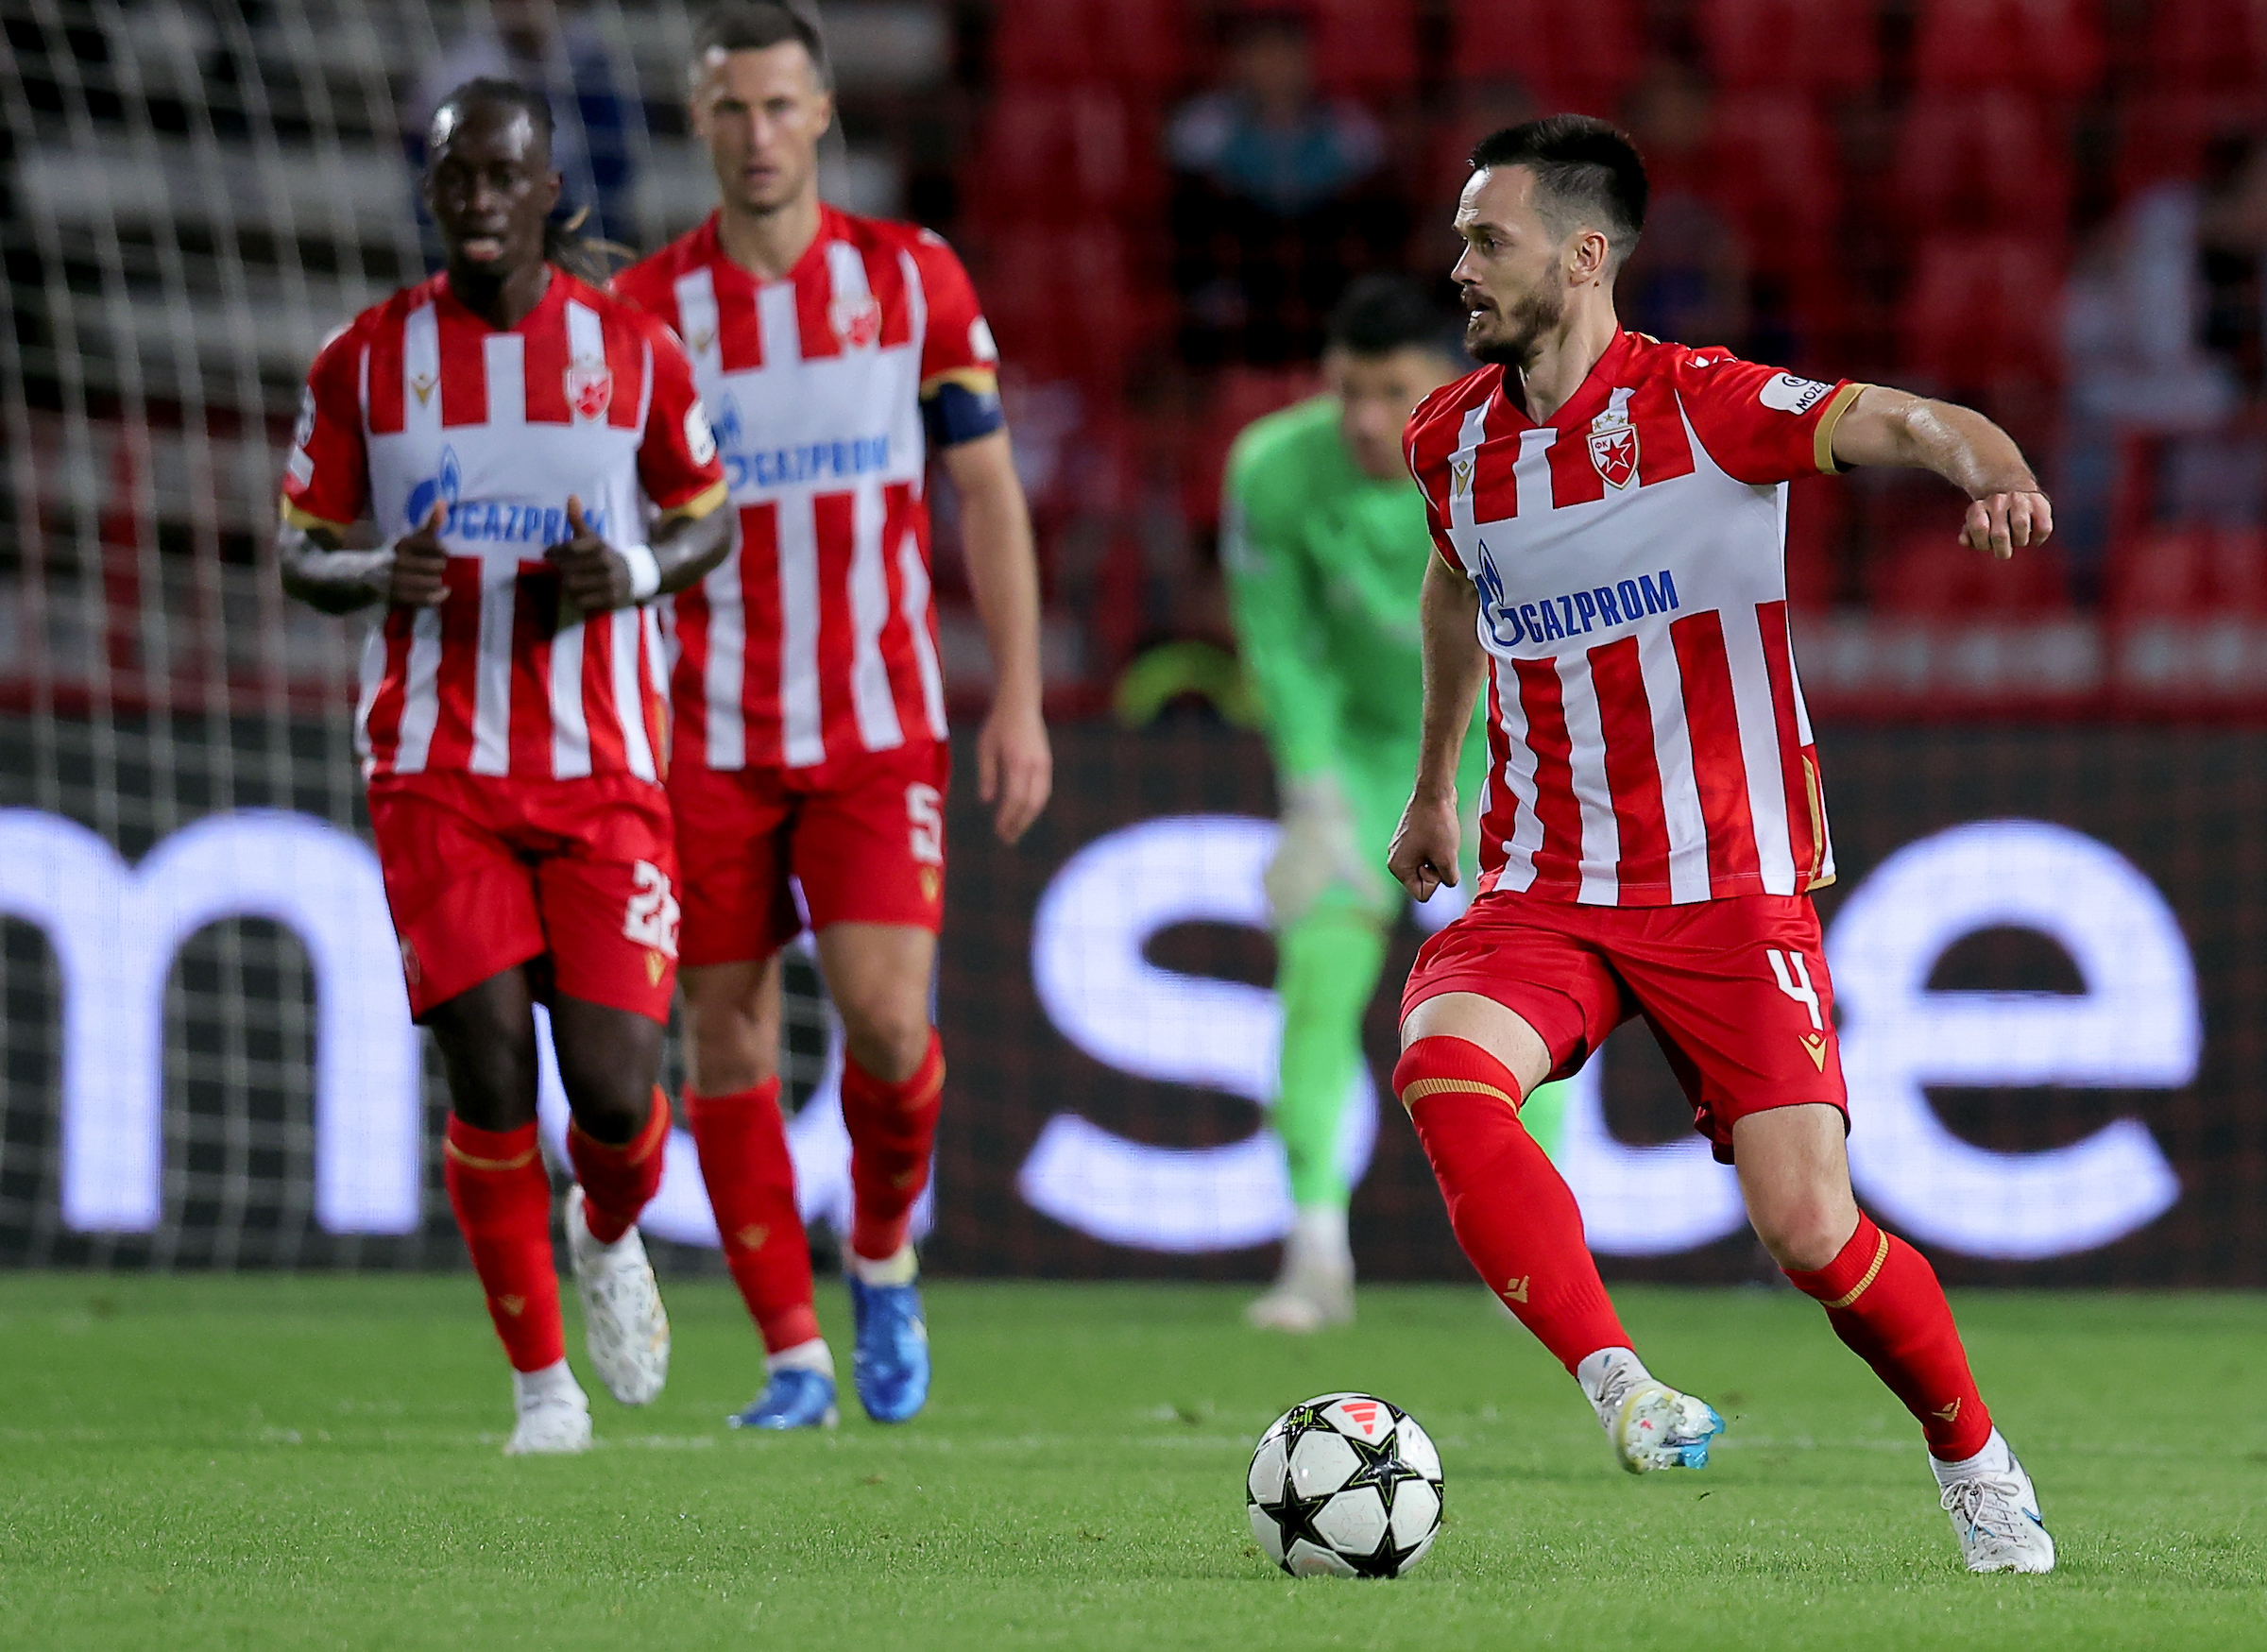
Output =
[{"x1": 1227, "y1": 275, "x2": 1492, "y2": 1332}]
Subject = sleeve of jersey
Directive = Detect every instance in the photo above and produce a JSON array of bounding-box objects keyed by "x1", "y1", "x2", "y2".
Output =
[
  {"x1": 279, "y1": 329, "x2": 368, "y2": 533},
  {"x1": 1221, "y1": 453, "x2": 1344, "y2": 779},
  {"x1": 1679, "y1": 354, "x2": 1868, "y2": 486},
  {"x1": 912, "y1": 234, "x2": 1006, "y2": 449},
  {"x1": 636, "y1": 327, "x2": 728, "y2": 519}
]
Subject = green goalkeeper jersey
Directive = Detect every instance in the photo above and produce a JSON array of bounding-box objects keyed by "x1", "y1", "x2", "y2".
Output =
[{"x1": 1222, "y1": 394, "x2": 1447, "y2": 777}]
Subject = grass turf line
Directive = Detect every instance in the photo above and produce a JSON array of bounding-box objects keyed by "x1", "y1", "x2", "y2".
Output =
[{"x1": 0, "y1": 1276, "x2": 2259, "y2": 1651}]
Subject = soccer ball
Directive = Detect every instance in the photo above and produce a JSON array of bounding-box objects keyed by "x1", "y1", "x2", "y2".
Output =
[{"x1": 1245, "y1": 1392, "x2": 1444, "y2": 1578}]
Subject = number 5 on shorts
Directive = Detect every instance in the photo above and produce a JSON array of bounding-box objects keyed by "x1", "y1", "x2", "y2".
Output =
[
  {"x1": 906, "y1": 784, "x2": 944, "y2": 865},
  {"x1": 1765, "y1": 946, "x2": 1823, "y2": 1030}
]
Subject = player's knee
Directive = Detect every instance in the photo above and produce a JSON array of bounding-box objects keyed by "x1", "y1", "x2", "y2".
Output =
[
  {"x1": 839, "y1": 996, "x2": 932, "y2": 1084},
  {"x1": 1751, "y1": 1201, "x2": 1852, "y2": 1273},
  {"x1": 689, "y1": 1024, "x2": 777, "y2": 1098}
]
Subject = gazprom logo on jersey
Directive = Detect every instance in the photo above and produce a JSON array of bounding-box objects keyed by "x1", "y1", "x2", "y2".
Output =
[
  {"x1": 404, "y1": 445, "x2": 608, "y2": 545},
  {"x1": 709, "y1": 393, "x2": 890, "y2": 494},
  {"x1": 1476, "y1": 538, "x2": 1680, "y2": 648}
]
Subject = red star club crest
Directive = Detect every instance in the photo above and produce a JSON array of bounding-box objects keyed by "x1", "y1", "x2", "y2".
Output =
[
  {"x1": 831, "y1": 292, "x2": 883, "y2": 349},
  {"x1": 566, "y1": 357, "x2": 613, "y2": 421},
  {"x1": 1588, "y1": 411, "x2": 1639, "y2": 489}
]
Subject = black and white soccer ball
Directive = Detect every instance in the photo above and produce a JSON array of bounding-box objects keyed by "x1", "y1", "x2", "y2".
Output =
[{"x1": 1246, "y1": 1392, "x2": 1444, "y2": 1578}]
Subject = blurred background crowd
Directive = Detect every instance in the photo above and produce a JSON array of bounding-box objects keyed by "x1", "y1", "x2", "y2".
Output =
[{"x1": 7, "y1": 0, "x2": 2267, "y2": 732}]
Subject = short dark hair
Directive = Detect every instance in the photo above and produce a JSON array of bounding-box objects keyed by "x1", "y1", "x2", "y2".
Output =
[
  {"x1": 1324, "y1": 274, "x2": 1459, "y2": 360},
  {"x1": 1468, "y1": 115, "x2": 1648, "y2": 267},
  {"x1": 692, "y1": 0, "x2": 831, "y2": 88}
]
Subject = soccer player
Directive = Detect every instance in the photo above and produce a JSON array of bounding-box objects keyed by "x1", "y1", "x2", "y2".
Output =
[
  {"x1": 1389, "y1": 118, "x2": 2057, "y2": 1574},
  {"x1": 1224, "y1": 275, "x2": 1499, "y2": 1331},
  {"x1": 277, "y1": 80, "x2": 731, "y2": 1455},
  {"x1": 613, "y1": 2, "x2": 1051, "y2": 1430}
]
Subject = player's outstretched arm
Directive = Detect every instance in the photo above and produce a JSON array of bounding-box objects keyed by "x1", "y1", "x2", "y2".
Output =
[
  {"x1": 1388, "y1": 556, "x2": 1489, "y2": 903},
  {"x1": 278, "y1": 502, "x2": 447, "y2": 615},
  {"x1": 1828, "y1": 386, "x2": 2053, "y2": 560},
  {"x1": 546, "y1": 494, "x2": 733, "y2": 613},
  {"x1": 944, "y1": 429, "x2": 1053, "y2": 845}
]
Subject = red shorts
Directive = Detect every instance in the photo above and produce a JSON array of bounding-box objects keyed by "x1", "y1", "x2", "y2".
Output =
[
  {"x1": 1402, "y1": 890, "x2": 1847, "y2": 1163},
  {"x1": 366, "y1": 772, "x2": 679, "y2": 1024},
  {"x1": 668, "y1": 741, "x2": 950, "y2": 967}
]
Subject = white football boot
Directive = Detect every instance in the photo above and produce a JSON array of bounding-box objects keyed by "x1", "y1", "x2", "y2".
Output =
[
  {"x1": 565, "y1": 1184, "x2": 670, "y2": 1406},
  {"x1": 504, "y1": 1362, "x2": 592, "y2": 1456},
  {"x1": 1934, "y1": 1429, "x2": 2055, "y2": 1574},
  {"x1": 1579, "y1": 1347, "x2": 1726, "y2": 1473},
  {"x1": 1246, "y1": 1207, "x2": 1355, "y2": 1333}
]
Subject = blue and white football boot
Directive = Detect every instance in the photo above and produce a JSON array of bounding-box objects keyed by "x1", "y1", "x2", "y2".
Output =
[
  {"x1": 728, "y1": 1365, "x2": 839, "y2": 1431},
  {"x1": 1581, "y1": 1348, "x2": 1725, "y2": 1473},
  {"x1": 1934, "y1": 1429, "x2": 2055, "y2": 1574},
  {"x1": 848, "y1": 1252, "x2": 930, "y2": 1423}
]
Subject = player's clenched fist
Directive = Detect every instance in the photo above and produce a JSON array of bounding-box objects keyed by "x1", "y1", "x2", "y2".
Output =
[
  {"x1": 1389, "y1": 788, "x2": 1462, "y2": 904},
  {"x1": 388, "y1": 502, "x2": 450, "y2": 607},
  {"x1": 1961, "y1": 490, "x2": 2054, "y2": 561},
  {"x1": 546, "y1": 495, "x2": 635, "y2": 613}
]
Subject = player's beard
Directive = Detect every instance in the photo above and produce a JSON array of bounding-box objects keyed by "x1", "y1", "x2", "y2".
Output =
[{"x1": 1465, "y1": 281, "x2": 1566, "y2": 369}]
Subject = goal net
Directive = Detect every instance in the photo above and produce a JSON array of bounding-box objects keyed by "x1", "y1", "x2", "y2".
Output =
[{"x1": 0, "y1": 0, "x2": 895, "y2": 1269}]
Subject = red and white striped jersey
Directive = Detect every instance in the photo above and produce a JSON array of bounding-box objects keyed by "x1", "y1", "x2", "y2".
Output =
[
  {"x1": 282, "y1": 269, "x2": 727, "y2": 783},
  {"x1": 1405, "y1": 331, "x2": 1866, "y2": 907},
  {"x1": 612, "y1": 207, "x2": 997, "y2": 772}
]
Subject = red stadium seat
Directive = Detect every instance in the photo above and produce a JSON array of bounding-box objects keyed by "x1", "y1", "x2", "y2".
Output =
[
  {"x1": 974, "y1": 223, "x2": 1141, "y2": 387},
  {"x1": 1895, "y1": 94, "x2": 2072, "y2": 242},
  {"x1": 2143, "y1": 0, "x2": 2267, "y2": 94},
  {"x1": 1696, "y1": 0, "x2": 1879, "y2": 94},
  {"x1": 1872, "y1": 529, "x2": 2071, "y2": 616},
  {"x1": 1306, "y1": 0, "x2": 1420, "y2": 99},
  {"x1": 1897, "y1": 234, "x2": 2065, "y2": 390},
  {"x1": 1183, "y1": 365, "x2": 1321, "y2": 525},
  {"x1": 1783, "y1": 473, "x2": 1850, "y2": 612},
  {"x1": 965, "y1": 89, "x2": 1156, "y2": 228},
  {"x1": 1705, "y1": 94, "x2": 1842, "y2": 265},
  {"x1": 1911, "y1": 0, "x2": 2103, "y2": 96},
  {"x1": 2112, "y1": 92, "x2": 2267, "y2": 198},
  {"x1": 2108, "y1": 526, "x2": 2267, "y2": 617},
  {"x1": 1448, "y1": 0, "x2": 1644, "y2": 114},
  {"x1": 991, "y1": 0, "x2": 1196, "y2": 90}
]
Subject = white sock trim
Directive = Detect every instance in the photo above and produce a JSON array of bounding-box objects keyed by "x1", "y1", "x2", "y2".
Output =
[
  {"x1": 847, "y1": 1245, "x2": 918, "y2": 1286},
  {"x1": 1288, "y1": 1204, "x2": 1351, "y2": 1256},
  {"x1": 765, "y1": 1337, "x2": 835, "y2": 1379},
  {"x1": 1931, "y1": 1426, "x2": 2012, "y2": 1483},
  {"x1": 1576, "y1": 1347, "x2": 1647, "y2": 1412},
  {"x1": 512, "y1": 1359, "x2": 583, "y2": 1410}
]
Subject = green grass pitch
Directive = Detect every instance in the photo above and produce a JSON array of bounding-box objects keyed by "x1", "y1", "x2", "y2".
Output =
[{"x1": 2, "y1": 1275, "x2": 2260, "y2": 1650}]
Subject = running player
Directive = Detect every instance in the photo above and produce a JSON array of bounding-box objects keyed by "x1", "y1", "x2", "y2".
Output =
[
  {"x1": 278, "y1": 80, "x2": 730, "y2": 1455},
  {"x1": 1390, "y1": 118, "x2": 2057, "y2": 1573},
  {"x1": 1224, "y1": 275, "x2": 1501, "y2": 1331},
  {"x1": 613, "y1": 2, "x2": 1051, "y2": 1430}
]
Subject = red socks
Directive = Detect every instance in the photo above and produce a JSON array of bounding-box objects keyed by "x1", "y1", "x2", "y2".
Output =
[
  {"x1": 566, "y1": 1088, "x2": 671, "y2": 1245},
  {"x1": 1784, "y1": 1212, "x2": 1994, "y2": 1461},
  {"x1": 1393, "y1": 1035, "x2": 1629, "y2": 1373},
  {"x1": 442, "y1": 1117, "x2": 563, "y2": 1373},
  {"x1": 685, "y1": 1080, "x2": 821, "y2": 1354},
  {"x1": 842, "y1": 1033, "x2": 945, "y2": 1264}
]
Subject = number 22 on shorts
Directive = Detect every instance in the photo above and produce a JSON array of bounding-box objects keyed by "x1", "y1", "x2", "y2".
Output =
[{"x1": 622, "y1": 860, "x2": 681, "y2": 958}]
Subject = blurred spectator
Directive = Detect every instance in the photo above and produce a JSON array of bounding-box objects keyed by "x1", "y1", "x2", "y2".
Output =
[
  {"x1": 1616, "y1": 62, "x2": 1748, "y2": 350},
  {"x1": 2063, "y1": 131, "x2": 2267, "y2": 571},
  {"x1": 1167, "y1": 6, "x2": 1404, "y2": 366},
  {"x1": 409, "y1": 0, "x2": 639, "y2": 245}
]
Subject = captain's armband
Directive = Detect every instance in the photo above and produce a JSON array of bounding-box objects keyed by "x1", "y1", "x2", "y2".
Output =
[{"x1": 920, "y1": 368, "x2": 1005, "y2": 449}]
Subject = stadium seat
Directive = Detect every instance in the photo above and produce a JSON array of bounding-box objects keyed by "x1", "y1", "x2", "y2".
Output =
[
  {"x1": 2141, "y1": 0, "x2": 2267, "y2": 94},
  {"x1": 1306, "y1": 0, "x2": 1421, "y2": 99},
  {"x1": 964, "y1": 89, "x2": 1156, "y2": 228},
  {"x1": 1897, "y1": 234, "x2": 2065, "y2": 391},
  {"x1": 1705, "y1": 94, "x2": 1842, "y2": 264},
  {"x1": 1183, "y1": 364, "x2": 1321, "y2": 526},
  {"x1": 1448, "y1": 0, "x2": 1643, "y2": 115},
  {"x1": 1696, "y1": 0, "x2": 1879, "y2": 93},
  {"x1": 991, "y1": 0, "x2": 1196, "y2": 90},
  {"x1": 1871, "y1": 529, "x2": 2071, "y2": 616},
  {"x1": 2107, "y1": 526, "x2": 2267, "y2": 618},
  {"x1": 2111, "y1": 92, "x2": 2267, "y2": 198},
  {"x1": 1895, "y1": 94, "x2": 2072, "y2": 242},
  {"x1": 1910, "y1": 0, "x2": 2104, "y2": 96},
  {"x1": 975, "y1": 224, "x2": 1142, "y2": 387},
  {"x1": 1783, "y1": 474, "x2": 1849, "y2": 611}
]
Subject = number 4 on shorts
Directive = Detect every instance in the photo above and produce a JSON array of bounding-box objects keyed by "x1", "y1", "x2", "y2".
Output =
[{"x1": 1764, "y1": 946, "x2": 1823, "y2": 1031}]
